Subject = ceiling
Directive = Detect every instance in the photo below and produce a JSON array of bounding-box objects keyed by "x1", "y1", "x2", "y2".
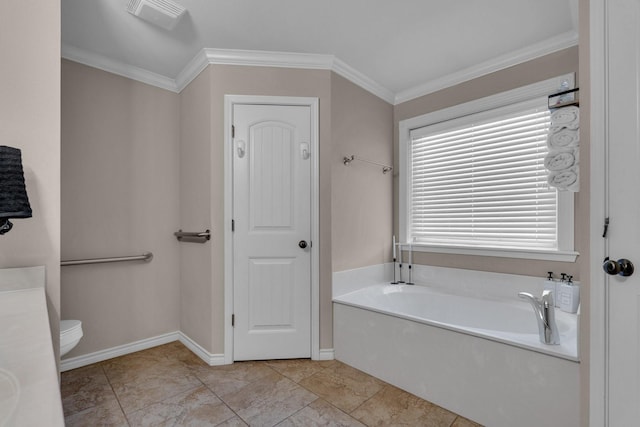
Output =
[{"x1": 61, "y1": 0, "x2": 578, "y2": 104}]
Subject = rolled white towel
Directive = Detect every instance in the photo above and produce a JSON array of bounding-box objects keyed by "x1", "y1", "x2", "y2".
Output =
[
  {"x1": 550, "y1": 106, "x2": 580, "y2": 133},
  {"x1": 547, "y1": 128, "x2": 580, "y2": 149},
  {"x1": 548, "y1": 166, "x2": 579, "y2": 192},
  {"x1": 544, "y1": 148, "x2": 578, "y2": 171}
]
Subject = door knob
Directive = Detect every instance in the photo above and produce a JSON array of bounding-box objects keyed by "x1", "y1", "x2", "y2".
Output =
[
  {"x1": 298, "y1": 240, "x2": 308, "y2": 249},
  {"x1": 603, "y1": 257, "x2": 634, "y2": 276}
]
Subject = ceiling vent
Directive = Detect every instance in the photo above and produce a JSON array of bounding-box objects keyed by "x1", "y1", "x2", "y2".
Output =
[{"x1": 126, "y1": 0, "x2": 186, "y2": 31}]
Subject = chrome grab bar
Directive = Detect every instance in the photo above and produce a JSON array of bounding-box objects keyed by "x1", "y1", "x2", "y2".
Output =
[
  {"x1": 174, "y1": 229, "x2": 211, "y2": 242},
  {"x1": 61, "y1": 252, "x2": 153, "y2": 266}
]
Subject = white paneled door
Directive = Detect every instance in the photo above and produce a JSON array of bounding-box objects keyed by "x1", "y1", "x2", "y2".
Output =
[
  {"x1": 232, "y1": 103, "x2": 312, "y2": 361},
  {"x1": 604, "y1": 0, "x2": 640, "y2": 425}
]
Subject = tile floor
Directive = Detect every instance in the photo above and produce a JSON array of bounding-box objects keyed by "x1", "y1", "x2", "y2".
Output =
[{"x1": 61, "y1": 341, "x2": 482, "y2": 426}]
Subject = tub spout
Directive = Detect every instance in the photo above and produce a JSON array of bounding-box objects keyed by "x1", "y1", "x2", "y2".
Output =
[{"x1": 518, "y1": 290, "x2": 560, "y2": 345}]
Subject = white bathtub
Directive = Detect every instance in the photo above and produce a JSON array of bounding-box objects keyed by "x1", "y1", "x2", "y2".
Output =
[
  {"x1": 333, "y1": 265, "x2": 580, "y2": 427},
  {"x1": 334, "y1": 282, "x2": 578, "y2": 361}
]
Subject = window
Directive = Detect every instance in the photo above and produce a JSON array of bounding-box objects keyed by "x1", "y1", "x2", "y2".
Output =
[{"x1": 399, "y1": 75, "x2": 577, "y2": 261}]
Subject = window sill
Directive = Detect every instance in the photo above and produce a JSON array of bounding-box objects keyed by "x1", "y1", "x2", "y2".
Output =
[{"x1": 409, "y1": 244, "x2": 579, "y2": 262}]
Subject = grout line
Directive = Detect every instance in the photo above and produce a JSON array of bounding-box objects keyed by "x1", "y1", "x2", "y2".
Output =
[{"x1": 101, "y1": 364, "x2": 132, "y2": 427}]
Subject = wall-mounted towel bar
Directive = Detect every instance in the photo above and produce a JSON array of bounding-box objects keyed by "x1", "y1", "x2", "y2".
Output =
[
  {"x1": 61, "y1": 252, "x2": 153, "y2": 266},
  {"x1": 343, "y1": 154, "x2": 392, "y2": 174},
  {"x1": 174, "y1": 229, "x2": 210, "y2": 243}
]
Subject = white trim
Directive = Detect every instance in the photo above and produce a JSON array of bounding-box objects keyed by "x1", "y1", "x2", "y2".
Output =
[
  {"x1": 589, "y1": 0, "x2": 607, "y2": 425},
  {"x1": 223, "y1": 97, "x2": 234, "y2": 365},
  {"x1": 63, "y1": 33, "x2": 577, "y2": 106},
  {"x1": 59, "y1": 331, "x2": 226, "y2": 372},
  {"x1": 399, "y1": 73, "x2": 575, "y2": 133},
  {"x1": 399, "y1": 73, "x2": 577, "y2": 260},
  {"x1": 61, "y1": 44, "x2": 179, "y2": 93},
  {"x1": 410, "y1": 244, "x2": 579, "y2": 263},
  {"x1": 60, "y1": 331, "x2": 180, "y2": 372},
  {"x1": 62, "y1": 44, "x2": 394, "y2": 103},
  {"x1": 199, "y1": 49, "x2": 394, "y2": 104},
  {"x1": 175, "y1": 49, "x2": 210, "y2": 92},
  {"x1": 204, "y1": 48, "x2": 334, "y2": 69},
  {"x1": 177, "y1": 332, "x2": 226, "y2": 366},
  {"x1": 224, "y1": 95, "x2": 321, "y2": 362},
  {"x1": 394, "y1": 31, "x2": 579, "y2": 104},
  {"x1": 331, "y1": 58, "x2": 395, "y2": 103},
  {"x1": 318, "y1": 349, "x2": 335, "y2": 361}
]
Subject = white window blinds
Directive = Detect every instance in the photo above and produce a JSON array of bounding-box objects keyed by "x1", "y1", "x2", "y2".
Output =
[{"x1": 408, "y1": 99, "x2": 556, "y2": 250}]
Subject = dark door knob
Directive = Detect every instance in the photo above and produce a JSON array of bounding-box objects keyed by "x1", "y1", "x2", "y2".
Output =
[
  {"x1": 298, "y1": 240, "x2": 308, "y2": 249},
  {"x1": 603, "y1": 257, "x2": 634, "y2": 276}
]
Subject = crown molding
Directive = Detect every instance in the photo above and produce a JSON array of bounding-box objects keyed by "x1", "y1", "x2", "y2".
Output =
[
  {"x1": 394, "y1": 30, "x2": 579, "y2": 105},
  {"x1": 332, "y1": 58, "x2": 395, "y2": 104},
  {"x1": 62, "y1": 44, "x2": 179, "y2": 93},
  {"x1": 177, "y1": 48, "x2": 395, "y2": 103},
  {"x1": 63, "y1": 31, "x2": 578, "y2": 106}
]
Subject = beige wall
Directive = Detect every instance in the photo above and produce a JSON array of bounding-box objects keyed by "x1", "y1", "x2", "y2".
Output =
[
  {"x1": 60, "y1": 61, "x2": 393, "y2": 357},
  {"x1": 0, "y1": 1, "x2": 61, "y2": 360},
  {"x1": 61, "y1": 60, "x2": 181, "y2": 357},
  {"x1": 179, "y1": 69, "x2": 214, "y2": 350},
  {"x1": 331, "y1": 74, "x2": 394, "y2": 271},
  {"x1": 178, "y1": 65, "x2": 394, "y2": 354},
  {"x1": 393, "y1": 46, "x2": 583, "y2": 279}
]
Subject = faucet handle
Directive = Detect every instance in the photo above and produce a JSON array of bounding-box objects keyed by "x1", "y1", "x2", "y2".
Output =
[{"x1": 541, "y1": 289, "x2": 555, "y2": 307}]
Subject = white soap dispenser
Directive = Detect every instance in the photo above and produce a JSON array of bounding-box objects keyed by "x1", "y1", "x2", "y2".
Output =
[
  {"x1": 543, "y1": 271, "x2": 558, "y2": 307},
  {"x1": 559, "y1": 275, "x2": 580, "y2": 313}
]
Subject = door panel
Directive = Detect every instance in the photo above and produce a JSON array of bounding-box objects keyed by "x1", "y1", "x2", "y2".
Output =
[
  {"x1": 233, "y1": 104, "x2": 311, "y2": 361},
  {"x1": 606, "y1": 0, "x2": 640, "y2": 424}
]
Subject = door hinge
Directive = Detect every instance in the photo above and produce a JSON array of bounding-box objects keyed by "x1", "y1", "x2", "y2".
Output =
[
  {"x1": 232, "y1": 219, "x2": 235, "y2": 232},
  {"x1": 232, "y1": 125, "x2": 235, "y2": 138},
  {"x1": 231, "y1": 314, "x2": 235, "y2": 327}
]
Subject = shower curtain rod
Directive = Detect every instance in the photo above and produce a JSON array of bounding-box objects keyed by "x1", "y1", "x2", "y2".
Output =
[{"x1": 343, "y1": 154, "x2": 392, "y2": 174}]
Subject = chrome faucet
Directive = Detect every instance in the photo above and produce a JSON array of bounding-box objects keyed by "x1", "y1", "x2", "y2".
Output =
[{"x1": 518, "y1": 290, "x2": 560, "y2": 345}]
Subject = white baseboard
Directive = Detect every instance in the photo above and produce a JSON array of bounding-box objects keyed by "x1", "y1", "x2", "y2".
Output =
[
  {"x1": 60, "y1": 331, "x2": 181, "y2": 372},
  {"x1": 61, "y1": 331, "x2": 327, "y2": 372},
  {"x1": 318, "y1": 348, "x2": 335, "y2": 360},
  {"x1": 177, "y1": 332, "x2": 226, "y2": 366}
]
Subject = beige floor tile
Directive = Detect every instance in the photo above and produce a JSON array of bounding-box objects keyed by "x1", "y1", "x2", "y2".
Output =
[
  {"x1": 277, "y1": 399, "x2": 366, "y2": 427},
  {"x1": 126, "y1": 385, "x2": 236, "y2": 427},
  {"x1": 350, "y1": 384, "x2": 457, "y2": 427},
  {"x1": 102, "y1": 345, "x2": 194, "y2": 386},
  {"x1": 193, "y1": 360, "x2": 275, "y2": 397},
  {"x1": 61, "y1": 364, "x2": 117, "y2": 416},
  {"x1": 64, "y1": 398, "x2": 129, "y2": 427},
  {"x1": 298, "y1": 361, "x2": 385, "y2": 413},
  {"x1": 221, "y1": 370, "x2": 318, "y2": 426},
  {"x1": 452, "y1": 415, "x2": 484, "y2": 427},
  {"x1": 110, "y1": 367, "x2": 204, "y2": 414},
  {"x1": 217, "y1": 416, "x2": 249, "y2": 426},
  {"x1": 265, "y1": 359, "x2": 339, "y2": 383}
]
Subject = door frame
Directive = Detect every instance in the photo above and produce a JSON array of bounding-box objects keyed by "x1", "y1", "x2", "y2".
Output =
[
  {"x1": 223, "y1": 95, "x2": 320, "y2": 364},
  {"x1": 589, "y1": 0, "x2": 608, "y2": 424}
]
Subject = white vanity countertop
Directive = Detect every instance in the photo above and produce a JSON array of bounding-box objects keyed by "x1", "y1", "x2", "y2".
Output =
[{"x1": 0, "y1": 266, "x2": 64, "y2": 427}]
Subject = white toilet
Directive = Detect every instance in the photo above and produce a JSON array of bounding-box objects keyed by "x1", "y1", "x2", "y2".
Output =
[{"x1": 60, "y1": 320, "x2": 83, "y2": 357}]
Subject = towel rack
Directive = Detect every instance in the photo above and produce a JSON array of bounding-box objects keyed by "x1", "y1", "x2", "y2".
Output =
[
  {"x1": 343, "y1": 154, "x2": 392, "y2": 174},
  {"x1": 61, "y1": 252, "x2": 153, "y2": 266},
  {"x1": 174, "y1": 229, "x2": 210, "y2": 243}
]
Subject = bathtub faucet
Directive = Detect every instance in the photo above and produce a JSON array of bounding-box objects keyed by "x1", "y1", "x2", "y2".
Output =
[{"x1": 518, "y1": 290, "x2": 560, "y2": 345}]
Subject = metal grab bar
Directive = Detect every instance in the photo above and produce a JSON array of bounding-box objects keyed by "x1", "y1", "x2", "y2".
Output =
[
  {"x1": 174, "y1": 229, "x2": 210, "y2": 242},
  {"x1": 61, "y1": 252, "x2": 154, "y2": 266}
]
